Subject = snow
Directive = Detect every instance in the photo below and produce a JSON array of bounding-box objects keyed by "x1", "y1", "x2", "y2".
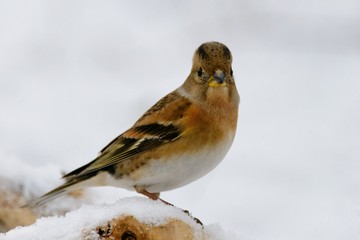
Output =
[
  {"x1": 0, "y1": 1, "x2": 360, "y2": 239},
  {"x1": 0, "y1": 197, "x2": 223, "y2": 240}
]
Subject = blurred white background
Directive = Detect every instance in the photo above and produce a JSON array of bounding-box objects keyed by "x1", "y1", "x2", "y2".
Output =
[{"x1": 0, "y1": 1, "x2": 359, "y2": 239}]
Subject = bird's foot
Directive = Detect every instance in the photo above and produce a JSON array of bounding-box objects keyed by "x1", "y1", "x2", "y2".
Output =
[{"x1": 136, "y1": 189, "x2": 203, "y2": 226}]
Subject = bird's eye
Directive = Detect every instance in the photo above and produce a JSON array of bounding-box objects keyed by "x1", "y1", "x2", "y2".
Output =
[
  {"x1": 197, "y1": 67, "x2": 203, "y2": 77},
  {"x1": 230, "y1": 69, "x2": 233, "y2": 76}
]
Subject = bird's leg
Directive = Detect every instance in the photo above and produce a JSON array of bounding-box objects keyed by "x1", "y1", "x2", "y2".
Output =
[
  {"x1": 135, "y1": 187, "x2": 203, "y2": 226},
  {"x1": 135, "y1": 188, "x2": 174, "y2": 206}
]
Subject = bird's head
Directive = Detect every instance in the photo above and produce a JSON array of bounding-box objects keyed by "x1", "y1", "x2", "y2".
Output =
[{"x1": 182, "y1": 42, "x2": 239, "y2": 105}]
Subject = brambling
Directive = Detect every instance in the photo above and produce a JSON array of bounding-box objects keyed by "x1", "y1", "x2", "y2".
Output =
[{"x1": 29, "y1": 41, "x2": 239, "y2": 207}]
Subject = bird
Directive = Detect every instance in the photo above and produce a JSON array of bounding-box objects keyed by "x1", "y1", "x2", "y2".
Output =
[{"x1": 28, "y1": 41, "x2": 240, "y2": 207}]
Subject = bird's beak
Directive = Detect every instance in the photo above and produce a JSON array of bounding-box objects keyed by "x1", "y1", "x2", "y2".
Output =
[{"x1": 208, "y1": 70, "x2": 226, "y2": 87}]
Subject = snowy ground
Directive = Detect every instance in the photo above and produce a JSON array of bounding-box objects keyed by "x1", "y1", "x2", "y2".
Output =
[
  {"x1": 1, "y1": 197, "x2": 228, "y2": 240},
  {"x1": 1, "y1": 1, "x2": 360, "y2": 239}
]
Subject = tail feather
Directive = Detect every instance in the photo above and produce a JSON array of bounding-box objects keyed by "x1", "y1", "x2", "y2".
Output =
[
  {"x1": 25, "y1": 169, "x2": 105, "y2": 208},
  {"x1": 25, "y1": 190, "x2": 67, "y2": 208},
  {"x1": 25, "y1": 181, "x2": 77, "y2": 208}
]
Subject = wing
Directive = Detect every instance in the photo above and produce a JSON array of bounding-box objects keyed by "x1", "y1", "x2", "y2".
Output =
[{"x1": 63, "y1": 91, "x2": 191, "y2": 179}]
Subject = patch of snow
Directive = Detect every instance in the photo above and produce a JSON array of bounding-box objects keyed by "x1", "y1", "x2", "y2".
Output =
[{"x1": 0, "y1": 197, "x2": 236, "y2": 240}]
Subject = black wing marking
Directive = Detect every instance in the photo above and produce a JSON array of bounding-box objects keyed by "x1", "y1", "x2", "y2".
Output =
[{"x1": 64, "y1": 123, "x2": 181, "y2": 179}]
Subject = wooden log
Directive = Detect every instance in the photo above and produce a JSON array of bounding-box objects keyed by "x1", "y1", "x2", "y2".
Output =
[{"x1": 95, "y1": 215, "x2": 202, "y2": 240}]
